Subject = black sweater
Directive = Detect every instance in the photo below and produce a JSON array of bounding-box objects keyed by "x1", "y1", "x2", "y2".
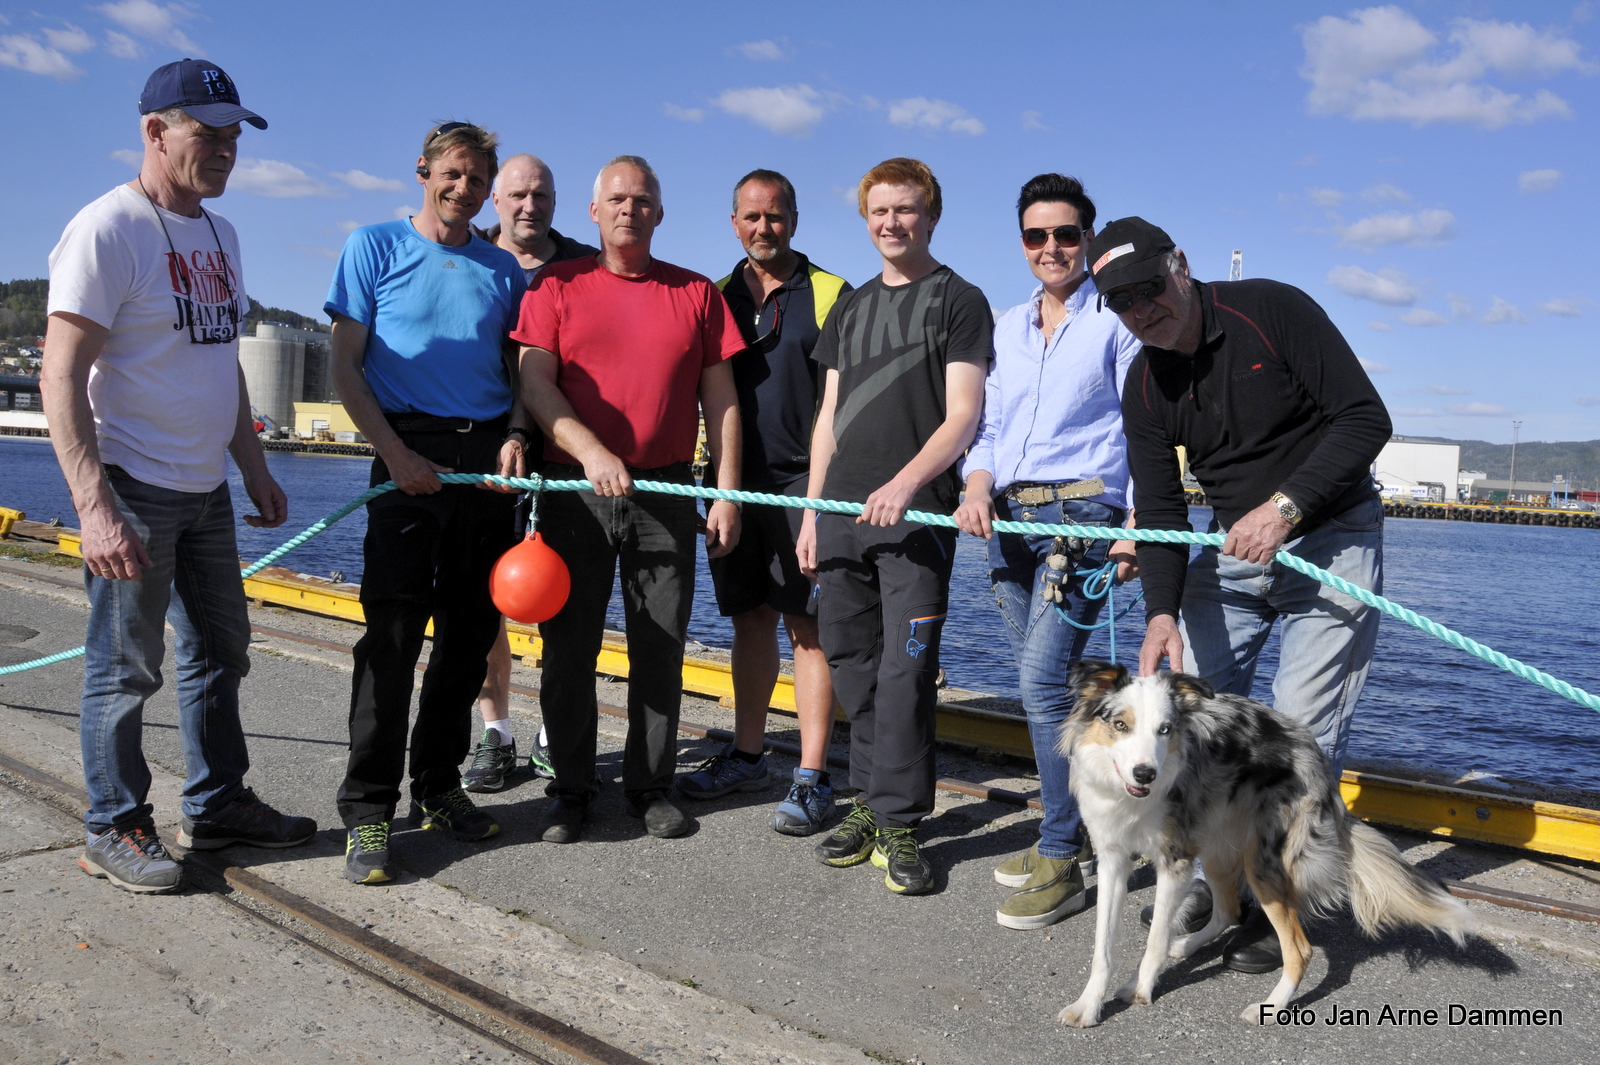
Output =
[{"x1": 1122, "y1": 279, "x2": 1392, "y2": 619}]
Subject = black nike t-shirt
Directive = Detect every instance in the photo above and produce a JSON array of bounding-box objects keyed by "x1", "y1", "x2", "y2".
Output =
[{"x1": 812, "y1": 265, "x2": 993, "y2": 513}]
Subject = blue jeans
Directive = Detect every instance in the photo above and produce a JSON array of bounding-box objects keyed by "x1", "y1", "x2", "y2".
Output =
[
  {"x1": 1179, "y1": 493, "x2": 1384, "y2": 776},
  {"x1": 988, "y1": 497, "x2": 1123, "y2": 859},
  {"x1": 80, "y1": 469, "x2": 252, "y2": 832}
]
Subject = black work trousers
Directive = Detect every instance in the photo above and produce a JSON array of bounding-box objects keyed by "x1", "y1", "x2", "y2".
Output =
[
  {"x1": 336, "y1": 426, "x2": 517, "y2": 828},
  {"x1": 537, "y1": 462, "x2": 698, "y2": 803},
  {"x1": 814, "y1": 515, "x2": 957, "y2": 829}
]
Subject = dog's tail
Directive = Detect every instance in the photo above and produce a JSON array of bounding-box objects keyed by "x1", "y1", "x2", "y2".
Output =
[{"x1": 1347, "y1": 821, "x2": 1473, "y2": 946}]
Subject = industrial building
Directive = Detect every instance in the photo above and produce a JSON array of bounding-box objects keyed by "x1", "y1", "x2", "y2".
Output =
[
  {"x1": 1373, "y1": 438, "x2": 1460, "y2": 503},
  {"x1": 237, "y1": 322, "x2": 351, "y2": 439}
]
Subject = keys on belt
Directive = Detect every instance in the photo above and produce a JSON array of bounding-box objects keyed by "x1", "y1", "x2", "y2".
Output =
[{"x1": 1003, "y1": 478, "x2": 1105, "y2": 507}]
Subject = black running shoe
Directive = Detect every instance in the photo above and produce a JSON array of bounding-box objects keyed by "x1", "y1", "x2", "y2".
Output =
[
  {"x1": 872, "y1": 826, "x2": 934, "y2": 895},
  {"x1": 814, "y1": 801, "x2": 876, "y2": 867},
  {"x1": 528, "y1": 728, "x2": 555, "y2": 780},
  {"x1": 178, "y1": 787, "x2": 317, "y2": 850},
  {"x1": 463, "y1": 730, "x2": 517, "y2": 793},
  {"x1": 410, "y1": 787, "x2": 499, "y2": 841},
  {"x1": 345, "y1": 823, "x2": 393, "y2": 885}
]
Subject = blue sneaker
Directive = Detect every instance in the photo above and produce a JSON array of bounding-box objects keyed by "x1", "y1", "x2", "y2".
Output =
[
  {"x1": 772, "y1": 767, "x2": 833, "y2": 836},
  {"x1": 677, "y1": 743, "x2": 768, "y2": 799}
]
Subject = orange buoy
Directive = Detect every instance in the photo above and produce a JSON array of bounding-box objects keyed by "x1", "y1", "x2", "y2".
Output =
[{"x1": 490, "y1": 531, "x2": 571, "y2": 623}]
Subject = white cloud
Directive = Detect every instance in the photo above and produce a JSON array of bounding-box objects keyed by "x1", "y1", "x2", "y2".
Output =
[
  {"x1": 732, "y1": 39, "x2": 785, "y2": 61},
  {"x1": 393, "y1": 205, "x2": 415, "y2": 220},
  {"x1": 1428, "y1": 384, "x2": 1472, "y2": 394},
  {"x1": 1359, "y1": 356, "x2": 1392, "y2": 371},
  {"x1": 1394, "y1": 407, "x2": 1440, "y2": 416},
  {"x1": 294, "y1": 245, "x2": 339, "y2": 260},
  {"x1": 109, "y1": 148, "x2": 141, "y2": 167},
  {"x1": 337, "y1": 220, "x2": 361, "y2": 234},
  {"x1": 333, "y1": 169, "x2": 404, "y2": 192},
  {"x1": 1447, "y1": 402, "x2": 1510, "y2": 416},
  {"x1": 1308, "y1": 186, "x2": 1347, "y2": 207},
  {"x1": 1537, "y1": 298, "x2": 1582, "y2": 316},
  {"x1": 1338, "y1": 208, "x2": 1456, "y2": 248},
  {"x1": 1518, "y1": 168, "x2": 1562, "y2": 193},
  {"x1": 1402, "y1": 308, "x2": 1449, "y2": 326},
  {"x1": 1367, "y1": 322, "x2": 1394, "y2": 332},
  {"x1": 1021, "y1": 110, "x2": 1048, "y2": 131},
  {"x1": 662, "y1": 102, "x2": 705, "y2": 123},
  {"x1": 714, "y1": 85, "x2": 825, "y2": 136},
  {"x1": 1575, "y1": 395, "x2": 1600, "y2": 407},
  {"x1": 1481, "y1": 296, "x2": 1528, "y2": 324},
  {"x1": 887, "y1": 97, "x2": 985, "y2": 135},
  {"x1": 1300, "y1": 6, "x2": 1588, "y2": 128},
  {"x1": 1447, "y1": 292, "x2": 1474, "y2": 319},
  {"x1": 104, "y1": 30, "x2": 140, "y2": 59},
  {"x1": 0, "y1": 34, "x2": 84, "y2": 79},
  {"x1": 229, "y1": 159, "x2": 335, "y2": 198},
  {"x1": 43, "y1": 25, "x2": 95, "y2": 53},
  {"x1": 98, "y1": 1, "x2": 202, "y2": 53},
  {"x1": 1326, "y1": 265, "x2": 1421, "y2": 305},
  {"x1": 1363, "y1": 182, "x2": 1410, "y2": 202}
]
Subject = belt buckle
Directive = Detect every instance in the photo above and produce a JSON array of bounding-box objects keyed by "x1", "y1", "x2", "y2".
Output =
[{"x1": 456, "y1": 420, "x2": 474, "y2": 434}]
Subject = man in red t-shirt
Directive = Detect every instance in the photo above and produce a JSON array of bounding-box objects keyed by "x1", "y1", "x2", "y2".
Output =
[{"x1": 513, "y1": 154, "x2": 744, "y2": 843}]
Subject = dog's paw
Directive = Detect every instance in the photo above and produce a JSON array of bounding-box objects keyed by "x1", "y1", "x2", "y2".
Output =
[
  {"x1": 1115, "y1": 980, "x2": 1153, "y2": 1006},
  {"x1": 1058, "y1": 999, "x2": 1102, "y2": 1028},
  {"x1": 1241, "y1": 1002, "x2": 1278, "y2": 1026},
  {"x1": 1167, "y1": 934, "x2": 1192, "y2": 959}
]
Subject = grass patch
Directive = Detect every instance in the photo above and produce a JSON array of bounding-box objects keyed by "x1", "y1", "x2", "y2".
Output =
[
  {"x1": 678, "y1": 977, "x2": 698, "y2": 989},
  {"x1": 0, "y1": 544, "x2": 82, "y2": 569}
]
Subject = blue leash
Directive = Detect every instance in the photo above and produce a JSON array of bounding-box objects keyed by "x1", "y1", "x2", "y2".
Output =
[{"x1": 1055, "y1": 558, "x2": 1146, "y2": 665}]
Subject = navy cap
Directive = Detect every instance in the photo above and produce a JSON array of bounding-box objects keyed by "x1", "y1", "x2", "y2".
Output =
[
  {"x1": 138, "y1": 59, "x2": 266, "y2": 130},
  {"x1": 1087, "y1": 217, "x2": 1175, "y2": 292}
]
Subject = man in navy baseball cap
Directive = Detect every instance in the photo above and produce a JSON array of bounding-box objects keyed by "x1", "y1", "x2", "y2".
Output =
[{"x1": 138, "y1": 59, "x2": 266, "y2": 129}]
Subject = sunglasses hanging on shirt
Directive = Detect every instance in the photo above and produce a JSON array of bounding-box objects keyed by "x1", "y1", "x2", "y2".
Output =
[{"x1": 139, "y1": 176, "x2": 240, "y2": 345}]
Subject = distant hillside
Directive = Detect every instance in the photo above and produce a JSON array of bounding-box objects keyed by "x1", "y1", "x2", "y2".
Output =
[
  {"x1": 2, "y1": 280, "x2": 325, "y2": 340},
  {"x1": 244, "y1": 297, "x2": 327, "y2": 335},
  {"x1": 0, "y1": 279, "x2": 47, "y2": 338},
  {"x1": 1400, "y1": 436, "x2": 1600, "y2": 488}
]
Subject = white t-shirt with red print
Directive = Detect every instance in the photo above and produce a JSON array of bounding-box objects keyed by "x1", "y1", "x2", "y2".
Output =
[{"x1": 48, "y1": 183, "x2": 248, "y2": 493}]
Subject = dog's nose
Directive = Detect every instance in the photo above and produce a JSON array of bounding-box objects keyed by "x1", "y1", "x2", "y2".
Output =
[{"x1": 1131, "y1": 764, "x2": 1157, "y2": 785}]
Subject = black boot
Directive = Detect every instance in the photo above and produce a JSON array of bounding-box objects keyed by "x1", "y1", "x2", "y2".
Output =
[{"x1": 1223, "y1": 902, "x2": 1283, "y2": 973}]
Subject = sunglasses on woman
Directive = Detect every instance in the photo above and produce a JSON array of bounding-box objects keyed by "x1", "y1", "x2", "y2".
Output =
[{"x1": 1020, "y1": 224, "x2": 1084, "y2": 249}]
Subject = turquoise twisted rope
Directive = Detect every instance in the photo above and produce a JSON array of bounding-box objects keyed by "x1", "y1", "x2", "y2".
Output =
[{"x1": 4, "y1": 472, "x2": 1598, "y2": 719}]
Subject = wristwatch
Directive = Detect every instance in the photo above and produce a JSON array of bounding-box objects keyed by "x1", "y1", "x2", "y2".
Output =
[
  {"x1": 503, "y1": 426, "x2": 531, "y2": 446},
  {"x1": 1270, "y1": 491, "x2": 1302, "y2": 526}
]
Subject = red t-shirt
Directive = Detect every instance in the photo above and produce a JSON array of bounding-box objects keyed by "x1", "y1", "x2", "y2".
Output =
[{"x1": 511, "y1": 256, "x2": 744, "y2": 468}]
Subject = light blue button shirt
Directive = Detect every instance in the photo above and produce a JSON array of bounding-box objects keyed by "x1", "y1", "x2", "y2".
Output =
[{"x1": 961, "y1": 276, "x2": 1143, "y2": 510}]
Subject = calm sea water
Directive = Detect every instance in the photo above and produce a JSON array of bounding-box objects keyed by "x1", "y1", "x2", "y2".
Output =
[{"x1": 5, "y1": 435, "x2": 1599, "y2": 791}]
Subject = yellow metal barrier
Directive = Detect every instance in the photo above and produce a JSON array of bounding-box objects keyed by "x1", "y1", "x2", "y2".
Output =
[{"x1": 0, "y1": 507, "x2": 23, "y2": 538}]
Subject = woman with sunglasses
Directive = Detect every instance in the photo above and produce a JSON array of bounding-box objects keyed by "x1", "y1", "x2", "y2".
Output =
[{"x1": 954, "y1": 173, "x2": 1140, "y2": 930}]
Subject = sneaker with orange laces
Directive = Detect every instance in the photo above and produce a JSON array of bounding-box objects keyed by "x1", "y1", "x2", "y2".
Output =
[{"x1": 79, "y1": 823, "x2": 185, "y2": 894}]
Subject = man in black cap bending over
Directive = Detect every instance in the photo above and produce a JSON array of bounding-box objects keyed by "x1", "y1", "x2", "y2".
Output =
[{"x1": 1086, "y1": 218, "x2": 1391, "y2": 971}]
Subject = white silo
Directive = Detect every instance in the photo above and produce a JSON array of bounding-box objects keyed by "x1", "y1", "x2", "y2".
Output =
[{"x1": 239, "y1": 330, "x2": 304, "y2": 431}]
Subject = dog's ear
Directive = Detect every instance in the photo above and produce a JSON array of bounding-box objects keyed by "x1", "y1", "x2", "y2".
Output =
[
  {"x1": 1069, "y1": 660, "x2": 1130, "y2": 702},
  {"x1": 1167, "y1": 671, "x2": 1215, "y2": 707}
]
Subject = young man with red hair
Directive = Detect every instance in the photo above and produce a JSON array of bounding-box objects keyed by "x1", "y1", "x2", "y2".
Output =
[{"x1": 796, "y1": 158, "x2": 992, "y2": 895}]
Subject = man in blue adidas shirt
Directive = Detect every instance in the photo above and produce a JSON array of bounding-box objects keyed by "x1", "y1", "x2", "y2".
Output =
[
  {"x1": 325, "y1": 121, "x2": 527, "y2": 886},
  {"x1": 676, "y1": 170, "x2": 850, "y2": 837}
]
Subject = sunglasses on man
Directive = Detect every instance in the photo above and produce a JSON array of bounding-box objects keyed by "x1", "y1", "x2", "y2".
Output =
[
  {"x1": 1020, "y1": 224, "x2": 1084, "y2": 250},
  {"x1": 1098, "y1": 276, "x2": 1168, "y2": 315}
]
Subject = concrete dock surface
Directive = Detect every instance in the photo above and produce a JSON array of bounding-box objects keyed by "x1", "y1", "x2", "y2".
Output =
[{"x1": 2, "y1": 557, "x2": 1598, "y2": 1064}]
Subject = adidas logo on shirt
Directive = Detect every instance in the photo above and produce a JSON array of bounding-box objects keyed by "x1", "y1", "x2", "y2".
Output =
[{"x1": 443, "y1": 260, "x2": 458, "y2": 269}]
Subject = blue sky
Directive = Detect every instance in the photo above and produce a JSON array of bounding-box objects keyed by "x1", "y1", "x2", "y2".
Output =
[{"x1": 4, "y1": 0, "x2": 1597, "y2": 443}]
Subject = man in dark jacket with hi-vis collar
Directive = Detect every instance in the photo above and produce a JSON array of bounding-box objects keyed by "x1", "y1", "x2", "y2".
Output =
[{"x1": 1089, "y1": 216, "x2": 1391, "y2": 973}]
